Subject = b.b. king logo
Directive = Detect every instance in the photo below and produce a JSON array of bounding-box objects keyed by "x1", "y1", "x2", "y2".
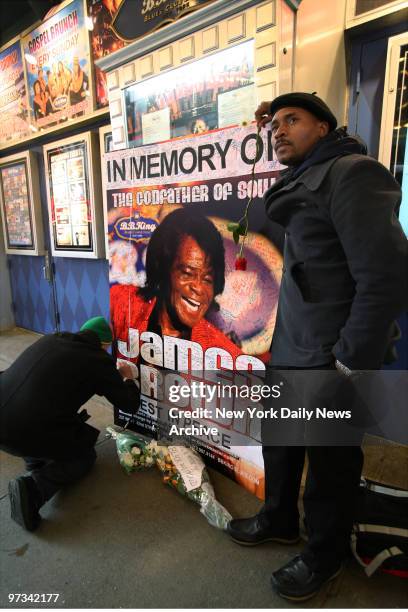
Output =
[{"x1": 114, "y1": 213, "x2": 158, "y2": 242}]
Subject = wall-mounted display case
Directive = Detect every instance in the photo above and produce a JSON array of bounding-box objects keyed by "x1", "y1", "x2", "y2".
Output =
[
  {"x1": 43, "y1": 131, "x2": 104, "y2": 258},
  {"x1": 99, "y1": 123, "x2": 113, "y2": 259},
  {"x1": 123, "y1": 39, "x2": 256, "y2": 149},
  {"x1": 0, "y1": 150, "x2": 44, "y2": 255}
]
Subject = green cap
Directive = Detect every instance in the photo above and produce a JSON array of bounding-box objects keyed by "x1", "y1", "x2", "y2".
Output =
[{"x1": 80, "y1": 316, "x2": 113, "y2": 343}]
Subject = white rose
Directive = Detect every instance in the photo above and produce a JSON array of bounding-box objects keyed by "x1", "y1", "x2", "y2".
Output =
[{"x1": 122, "y1": 452, "x2": 134, "y2": 467}]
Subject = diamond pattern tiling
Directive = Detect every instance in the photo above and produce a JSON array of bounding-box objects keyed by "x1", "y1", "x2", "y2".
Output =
[
  {"x1": 59, "y1": 294, "x2": 74, "y2": 331},
  {"x1": 36, "y1": 293, "x2": 47, "y2": 328},
  {"x1": 96, "y1": 270, "x2": 108, "y2": 303},
  {"x1": 74, "y1": 299, "x2": 89, "y2": 329},
  {"x1": 8, "y1": 255, "x2": 56, "y2": 334},
  {"x1": 7, "y1": 254, "x2": 109, "y2": 335},
  {"x1": 64, "y1": 270, "x2": 80, "y2": 314},
  {"x1": 79, "y1": 269, "x2": 94, "y2": 305},
  {"x1": 54, "y1": 259, "x2": 69, "y2": 286},
  {"x1": 55, "y1": 258, "x2": 109, "y2": 332}
]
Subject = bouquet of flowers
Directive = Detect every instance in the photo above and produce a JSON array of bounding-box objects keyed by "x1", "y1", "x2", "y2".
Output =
[
  {"x1": 107, "y1": 428, "x2": 232, "y2": 530},
  {"x1": 106, "y1": 427, "x2": 155, "y2": 473}
]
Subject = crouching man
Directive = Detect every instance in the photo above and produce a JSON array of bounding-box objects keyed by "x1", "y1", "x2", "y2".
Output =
[{"x1": 0, "y1": 316, "x2": 140, "y2": 531}]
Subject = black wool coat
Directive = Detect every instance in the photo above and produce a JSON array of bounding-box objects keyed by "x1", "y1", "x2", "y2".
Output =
[
  {"x1": 265, "y1": 152, "x2": 407, "y2": 370},
  {"x1": 0, "y1": 331, "x2": 140, "y2": 458}
]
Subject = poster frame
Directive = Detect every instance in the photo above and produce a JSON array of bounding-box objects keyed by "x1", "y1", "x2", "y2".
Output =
[
  {"x1": 99, "y1": 123, "x2": 113, "y2": 260},
  {"x1": 0, "y1": 34, "x2": 31, "y2": 147},
  {"x1": 0, "y1": 150, "x2": 44, "y2": 256},
  {"x1": 20, "y1": 0, "x2": 95, "y2": 137},
  {"x1": 43, "y1": 130, "x2": 105, "y2": 258}
]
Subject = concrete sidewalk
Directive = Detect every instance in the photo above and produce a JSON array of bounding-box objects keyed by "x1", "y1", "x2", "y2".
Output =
[{"x1": 0, "y1": 328, "x2": 407, "y2": 609}]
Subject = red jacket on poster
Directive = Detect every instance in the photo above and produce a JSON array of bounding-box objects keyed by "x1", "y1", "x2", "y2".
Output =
[{"x1": 110, "y1": 284, "x2": 243, "y2": 361}]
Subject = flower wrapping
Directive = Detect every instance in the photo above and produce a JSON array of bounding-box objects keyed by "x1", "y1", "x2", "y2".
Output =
[{"x1": 107, "y1": 427, "x2": 232, "y2": 530}]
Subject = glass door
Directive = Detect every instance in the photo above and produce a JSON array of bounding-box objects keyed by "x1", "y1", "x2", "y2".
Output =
[{"x1": 379, "y1": 32, "x2": 408, "y2": 234}]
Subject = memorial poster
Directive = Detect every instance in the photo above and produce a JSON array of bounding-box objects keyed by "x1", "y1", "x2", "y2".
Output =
[{"x1": 105, "y1": 124, "x2": 284, "y2": 498}]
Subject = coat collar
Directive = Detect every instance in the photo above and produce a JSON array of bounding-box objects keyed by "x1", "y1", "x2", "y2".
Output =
[
  {"x1": 268, "y1": 156, "x2": 341, "y2": 197},
  {"x1": 264, "y1": 156, "x2": 343, "y2": 227}
]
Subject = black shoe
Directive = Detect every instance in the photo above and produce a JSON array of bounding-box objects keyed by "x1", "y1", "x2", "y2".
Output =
[
  {"x1": 270, "y1": 555, "x2": 342, "y2": 601},
  {"x1": 227, "y1": 514, "x2": 300, "y2": 546},
  {"x1": 8, "y1": 476, "x2": 42, "y2": 532}
]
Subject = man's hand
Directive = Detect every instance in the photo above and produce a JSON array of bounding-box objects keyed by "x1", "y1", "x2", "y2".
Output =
[
  {"x1": 117, "y1": 362, "x2": 136, "y2": 379},
  {"x1": 255, "y1": 101, "x2": 273, "y2": 129}
]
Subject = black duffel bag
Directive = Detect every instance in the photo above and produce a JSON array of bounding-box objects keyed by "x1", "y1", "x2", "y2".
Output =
[{"x1": 351, "y1": 477, "x2": 408, "y2": 578}]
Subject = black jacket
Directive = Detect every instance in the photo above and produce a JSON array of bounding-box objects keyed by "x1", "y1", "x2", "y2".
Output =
[
  {"x1": 0, "y1": 331, "x2": 140, "y2": 457},
  {"x1": 265, "y1": 129, "x2": 408, "y2": 369}
]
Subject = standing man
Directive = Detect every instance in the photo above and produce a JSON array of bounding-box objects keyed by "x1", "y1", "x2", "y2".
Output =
[
  {"x1": 227, "y1": 93, "x2": 407, "y2": 600},
  {"x1": 0, "y1": 316, "x2": 140, "y2": 532}
]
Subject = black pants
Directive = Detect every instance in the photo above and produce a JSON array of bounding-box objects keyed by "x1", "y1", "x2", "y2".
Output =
[
  {"x1": 261, "y1": 444, "x2": 363, "y2": 572},
  {"x1": 23, "y1": 448, "x2": 97, "y2": 506},
  {"x1": 260, "y1": 364, "x2": 364, "y2": 571}
]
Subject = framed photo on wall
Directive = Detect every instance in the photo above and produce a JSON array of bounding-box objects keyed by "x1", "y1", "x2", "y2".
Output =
[
  {"x1": 43, "y1": 131, "x2": 104, "y2": 258},
  {"x1": 0, "y1": 150, "x2": 44, "y2": 255}
]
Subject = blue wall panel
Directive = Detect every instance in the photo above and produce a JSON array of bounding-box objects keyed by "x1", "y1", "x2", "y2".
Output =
[
  {"x1": 8, "y1": 254, "x2": 55, "y2": 333},
  {"x1": 54, "y1": 258, "x2": 109, "y2": 332},
  {"x1": 6, "y1": 120, "x2": 111, "y2": 336}
]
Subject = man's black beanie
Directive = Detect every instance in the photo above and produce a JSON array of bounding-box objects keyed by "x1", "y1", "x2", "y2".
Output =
[{"x1": 270, "y1": 92, "x2": 338, "y2": 132}]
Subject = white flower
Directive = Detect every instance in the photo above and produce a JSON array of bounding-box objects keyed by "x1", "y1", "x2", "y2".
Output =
[
  {"x1": 156, "y1": 458, "x2": 165, "y2": 471},
  {"x1": 131, "y1": 446, "x2": 141, "y2": 456},
  {"x1": 122, "y1": 452, "x2": 134, "y2": 467}
]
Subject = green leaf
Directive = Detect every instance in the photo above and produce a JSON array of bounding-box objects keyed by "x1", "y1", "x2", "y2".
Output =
[
  {"x1": 227, "y1": 222, "x2": 240, "y2": 233},
  {"x1": 233, "y1": 230, "x2": 240, "y2": 245}
]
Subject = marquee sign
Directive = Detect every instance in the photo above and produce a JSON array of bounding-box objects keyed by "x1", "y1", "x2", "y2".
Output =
[{"x1": 111, "y1": 0, "x2": 216, "y2": 42}]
